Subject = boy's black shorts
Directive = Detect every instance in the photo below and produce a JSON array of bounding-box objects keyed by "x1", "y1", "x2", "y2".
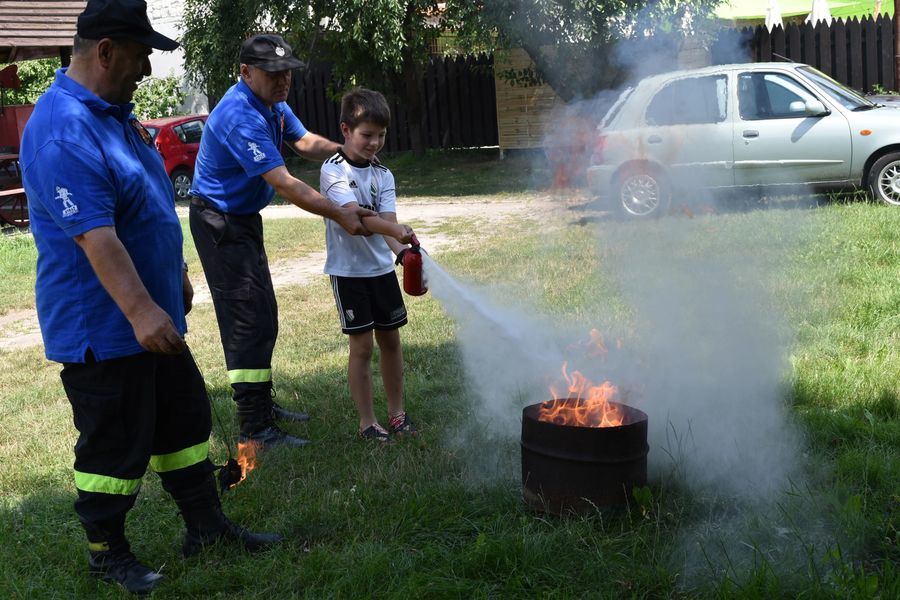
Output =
[{"x1": 330, "y1": 272, "x2": 408, "y2": 335}]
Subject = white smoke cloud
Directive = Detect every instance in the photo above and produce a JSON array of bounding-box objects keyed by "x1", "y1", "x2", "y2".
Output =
[
  {"x1": 600, "y1": 216, "x2": 806, "y2": 498},
  {"x1": 421, "y1": 21, "x2": 840, "y2": 589},
  {"x1": 424, "y1": 211, "x2": 809, "y2": 500}
]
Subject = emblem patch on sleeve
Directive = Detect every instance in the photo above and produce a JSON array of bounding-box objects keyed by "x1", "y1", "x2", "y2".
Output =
[
  {"x1": 248, "y1": 142, "x2": 266, "y2": 162},
  {"x1": 130, "y1": 119, "x2": 153, "y2": 146},
  {"x1": 55, "y1": 186, "x2": 79, "y2": 218}
]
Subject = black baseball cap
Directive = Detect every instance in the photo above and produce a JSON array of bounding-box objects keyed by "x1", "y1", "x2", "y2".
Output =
[
  {"x1": 240, "y1": 34, "x2": 304, "y2": 72},
  {"x1": 77, "y1": 0, "x2": 179, "y2": 51}
]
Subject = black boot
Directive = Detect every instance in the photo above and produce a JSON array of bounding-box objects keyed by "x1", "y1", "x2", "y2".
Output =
[
  {"x1": 240, "y1": 424, "x2": 309, "y2": 447},
  {"x1": 170, "y1": 473, "x2": 283, "y2": 558},
  {"x1": 235, "y1": 388, "x2": 308, "y2": 447},
  {"x1": 272, "y1": 401, "x2": 310, "y2": 423},
  {"x1": 83, "y1": 518, "x2": 163, "y2": 595}
]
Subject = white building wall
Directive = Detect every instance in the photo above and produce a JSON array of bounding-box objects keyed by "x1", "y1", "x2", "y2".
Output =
[{"x1": 146, "y1": 0, "x2": 208, "y2": 113}]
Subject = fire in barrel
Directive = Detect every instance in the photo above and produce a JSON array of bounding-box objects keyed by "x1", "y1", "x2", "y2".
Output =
[{"x1": 521, "y1": 362, "x2": 648, "y2": 514}]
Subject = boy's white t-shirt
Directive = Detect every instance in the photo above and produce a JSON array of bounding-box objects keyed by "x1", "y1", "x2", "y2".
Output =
[{"x1": 320, "y1": 150, "x2": 397, "y2": 277}]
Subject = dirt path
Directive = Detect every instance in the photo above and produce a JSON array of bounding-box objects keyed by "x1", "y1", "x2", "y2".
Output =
[{"x1": 1, "y1": 196, "x2": 567, "y2": 352}]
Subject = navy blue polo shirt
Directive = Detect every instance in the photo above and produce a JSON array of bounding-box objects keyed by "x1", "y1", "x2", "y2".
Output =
[
  {"x1": 191, "y1": 79, "x2": 306, "y2": 214},
  {"x1": 20, "y1": 69, "x2": 187, "y2": 363}
]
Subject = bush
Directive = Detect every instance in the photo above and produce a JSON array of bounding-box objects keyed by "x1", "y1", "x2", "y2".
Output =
[
  {"x1": 0, "y1": 58, "x2": 59, "y2": 104},
  {"x1": 1, "y1": 61, "x2": 187, "y2": 120},
  {"x1": 132, "y1": 75, "x2": 187, "y2": 119}
]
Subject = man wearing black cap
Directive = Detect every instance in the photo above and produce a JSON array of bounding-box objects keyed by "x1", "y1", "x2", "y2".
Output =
[
  {"x1": 190, "y1": 33, "x2": 375, "y2": 448},
  {"x1": 19, "y1": 0, "x2": 282, "y2": 595}
]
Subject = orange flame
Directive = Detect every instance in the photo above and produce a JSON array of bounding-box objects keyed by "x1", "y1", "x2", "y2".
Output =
[
  {"x1": 233, "y1": 440, "x2": 260, "y2": 487},
  {"x1": 541, "y1": 361, "x2": 625, "y2": 428},
  {"x1": 566, "y1": 328, "x2": 609, "y2": 357},
  {"x1": 586, "y1": 328, "x2": 608, "y2": 357}
]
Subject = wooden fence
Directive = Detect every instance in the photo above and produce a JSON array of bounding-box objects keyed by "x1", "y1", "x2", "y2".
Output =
[
  {"x1": 288, "y1": 16, "x2": 900, "y2": 154},
  {"x1": 287, "y1": 54, "x2": 498, "y2": 153},
  {"x1": 715, "y1": 14, "x2": 897, "y2": 93}
]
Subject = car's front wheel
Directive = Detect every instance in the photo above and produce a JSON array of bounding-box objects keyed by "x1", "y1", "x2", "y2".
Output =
[
  {"x1": 170, "y1": 167, "x2": 193, "y2": 202},
  {"x1": 614, "y1": 166, "x2": 671, "y2": 218},
  {"x1": 868, "y1": 152, "x2": 900, "y2": 206}
]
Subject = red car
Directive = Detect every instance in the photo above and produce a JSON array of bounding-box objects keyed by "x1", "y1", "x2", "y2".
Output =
[{"x1": 142, "y1": 114, "x2": 208, "y2": 201}]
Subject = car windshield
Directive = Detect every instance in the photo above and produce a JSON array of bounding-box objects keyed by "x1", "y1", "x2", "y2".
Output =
[
  {"x1": 798, "y1": 66, "x2": 875, "y2": 110},
  {"x1": 145, "y1": 126, "x2": 159, "y2": 141},
  {"x1": 600, "y1": 87, "x2": 633, "y2": 128}
]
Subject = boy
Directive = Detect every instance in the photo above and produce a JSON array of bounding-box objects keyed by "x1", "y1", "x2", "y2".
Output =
[{"x1": 321, "y1": 88, "x2": 419, "y2": 442}]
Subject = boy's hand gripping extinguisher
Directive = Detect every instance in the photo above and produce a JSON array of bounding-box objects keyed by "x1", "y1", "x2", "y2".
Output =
[{"x1": 397, "y1": 234, "x2": 428, "y2": 296}]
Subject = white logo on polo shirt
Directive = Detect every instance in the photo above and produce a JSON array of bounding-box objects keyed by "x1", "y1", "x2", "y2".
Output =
[
  {"x1": 55, "y1": 186, "x2": 79, "y2": 218},
  {"x1": 248, "y1": 142, "x2": 266, "y2": 162},
  {"x1": 275, "y1": 47, "x2": 286, "y2": 57}
]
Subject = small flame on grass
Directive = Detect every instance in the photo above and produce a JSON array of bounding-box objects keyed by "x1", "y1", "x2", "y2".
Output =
[{"x1": 233, "y1": 440, "x2": 260, "y2": 487}]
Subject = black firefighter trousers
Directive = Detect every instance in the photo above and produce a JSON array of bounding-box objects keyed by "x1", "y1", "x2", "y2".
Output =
[
  {"x1": 60, "y1": 349, "x2": 214, "y2": 534},
  {"x1": 189, "y1": 200, "x2": 278, "y2": 429}
]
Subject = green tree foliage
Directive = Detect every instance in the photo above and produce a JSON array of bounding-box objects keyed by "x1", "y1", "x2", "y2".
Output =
[
  {"x1": 132, "y1": 75, "x2": 187, "y2": 120},
  {"x1": 0, "y1": 58, "x2": 59, "y2": 105},
  {"x1": 182, "y1": 0, "x2": 260, "y2": 102},
  {"x1": 450, "y1": 0, "x2": 723, "y2": 102},
  {"x1": 308, "y1": 0, "x2": 448, "y2": 155},
  {"x1": 181, "y1": 0, "x2": 464, "y2": 155},
  {"x1": 0, "y1": 60, "x2": 185, "y2": 119}
]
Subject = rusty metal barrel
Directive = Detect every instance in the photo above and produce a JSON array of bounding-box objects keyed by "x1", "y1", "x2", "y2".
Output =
[{"x1": 521, "y1": 398, "x2": 649, "y2": 514}]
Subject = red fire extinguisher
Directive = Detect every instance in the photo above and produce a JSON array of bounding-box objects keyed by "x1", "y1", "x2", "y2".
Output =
[{"x1": 400, "y1": 234, "x2": 428, "y2": 296}]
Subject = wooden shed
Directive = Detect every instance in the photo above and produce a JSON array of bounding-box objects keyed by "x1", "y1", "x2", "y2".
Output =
[
  {"x1": 0, "y1": 0, "x2": 84, "y2": 64},
  {"x1": 493, "y1": 48, "x2": 564, "y2": 151},
  {"x1": 492, "y1": 41, "x2": 712, "y2": 151}
]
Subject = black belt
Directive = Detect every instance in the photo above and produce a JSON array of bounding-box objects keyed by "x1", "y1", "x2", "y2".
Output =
[{"x1": 189, "y1": 196, "x2": 208, "y2": 208}]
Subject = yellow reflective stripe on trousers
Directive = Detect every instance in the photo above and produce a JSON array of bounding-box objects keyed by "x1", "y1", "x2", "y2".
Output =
[
  {"x1": 149, "y1": 440, "x2": 209, "y2": 473},
  {"x1": 73, "y1": 470, "x2": 141, "y2": 495},
  {"x1": 227, "y1": 368, "x2": 272, "y2": 384}
]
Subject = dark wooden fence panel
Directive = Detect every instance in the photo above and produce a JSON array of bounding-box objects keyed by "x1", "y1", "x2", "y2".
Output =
[
  {"x1": 721, "y1": 14, "x2": 897, "y2": 93},
  {"x1": 286, "y1": 16, "x2": 900, "y2": 156},
  {"x1": 287, "y1": 54, "x2": 498, "y2": 153}
]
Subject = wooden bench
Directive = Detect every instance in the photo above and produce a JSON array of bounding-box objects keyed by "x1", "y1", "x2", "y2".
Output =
[
  {"x1": 0, "y1": 187, "x2": 25, "y2": 197},
  {"x1": 0, "y1": 186, "x2": 28, "y2": 228}
]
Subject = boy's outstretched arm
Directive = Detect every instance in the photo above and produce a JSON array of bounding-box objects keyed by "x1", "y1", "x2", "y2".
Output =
[
  {"x1": 363, "y1": 211, "x2": 413, "y2": 247},
  {"x1": 263, "y1": 165, "x2": 374, "y2": 235}
]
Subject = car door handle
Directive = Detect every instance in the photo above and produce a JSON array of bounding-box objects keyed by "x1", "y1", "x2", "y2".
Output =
[
  {"x1": 647, "y1": 135, "x2": 662, "y2": 144},
  {"x1": 743, "y1": 130, "x2": 759, "y2": 138}
]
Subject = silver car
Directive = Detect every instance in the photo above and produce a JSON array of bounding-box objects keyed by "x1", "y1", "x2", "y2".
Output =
[{"x1": 586, "y1": 62, "x2": 900, "y2": 217}]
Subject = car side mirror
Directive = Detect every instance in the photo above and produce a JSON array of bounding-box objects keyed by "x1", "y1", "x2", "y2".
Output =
[{"x1": 804, "y1": 99, "x2": 828, "y2": 116}]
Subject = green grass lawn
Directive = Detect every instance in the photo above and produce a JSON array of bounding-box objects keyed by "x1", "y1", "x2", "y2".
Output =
[
  {"x1": 285, "y1": 147, "x2": 553, "y2": 200},
  {"x1": 0, "y1": 152, "x2": 897, "y2": 598}
]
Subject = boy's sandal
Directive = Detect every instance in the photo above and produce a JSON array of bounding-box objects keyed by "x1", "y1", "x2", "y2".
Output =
[
  {"x1": 358, "y1": 423, "x2": 392, "y2": 442},
  {"x1": 388, "y1": 412, "x2": 418, "y2": 436}
]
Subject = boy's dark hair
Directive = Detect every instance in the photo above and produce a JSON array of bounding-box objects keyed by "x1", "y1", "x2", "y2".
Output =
[{"x1": 340, "y1": 88, "x2": 391, "y2": 130}]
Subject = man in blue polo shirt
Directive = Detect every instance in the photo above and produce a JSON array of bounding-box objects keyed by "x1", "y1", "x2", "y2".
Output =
[
  {"x1": 20, "y1": 0, "x2": 281, "y2": 594},
  {"x1": 190, "y1": 34, "x2": 375, "y2": 448}
]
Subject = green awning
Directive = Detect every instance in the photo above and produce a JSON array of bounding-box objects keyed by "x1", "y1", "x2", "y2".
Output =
[{"x1": 714, "y1": 0, "x2": 891, "y2": 21}]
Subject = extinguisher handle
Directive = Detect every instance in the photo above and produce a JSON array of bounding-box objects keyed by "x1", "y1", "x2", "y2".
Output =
[{"x1": 409, "y1": 233, "x2": 420, "y2": 248}]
